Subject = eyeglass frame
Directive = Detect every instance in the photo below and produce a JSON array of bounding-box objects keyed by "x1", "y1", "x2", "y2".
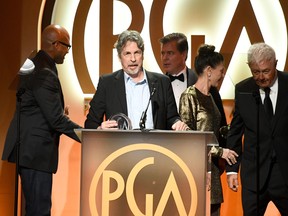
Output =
[{"x1": 52, "y1": 40, "x2": 71, "y2": 50}]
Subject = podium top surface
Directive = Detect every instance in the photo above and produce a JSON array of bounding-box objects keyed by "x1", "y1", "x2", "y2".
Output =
[{"x1": 75, "y1": 129, "x2": 219, "y2": 146}]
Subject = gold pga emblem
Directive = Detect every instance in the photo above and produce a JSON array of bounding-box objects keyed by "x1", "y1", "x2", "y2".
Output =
[{"x1": 89, "y1": 143, "x2": 197, "y2": 216}]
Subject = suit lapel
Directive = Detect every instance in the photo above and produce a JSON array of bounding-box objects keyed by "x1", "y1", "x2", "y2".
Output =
[
  {"x1": 248, "y1": 81, "x2": 275, "y2": 127},
  {"x1": 241, "y1": 81, "x2": 272, "y2": 128},
  {"x1": 114, "y1": 70, "x2": 128, "y2": 114},
  {"x1": 54, "y1": 67, "x2": 65, "y2": 108},
  {"x1": 187, "y1": 68, "x2": 198, "y2": 87},
  {"x1": 58, "y1": 79, "x2": 65, "y2": 109},
  {"x1": 146, "y1": 71, "x2": 159, "y2": 127},
  {"x1": 271, "y1": 72, "x2": 288, "y2": 130}
]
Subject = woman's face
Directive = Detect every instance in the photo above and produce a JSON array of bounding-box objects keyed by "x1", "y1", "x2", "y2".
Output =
[{"x1": 210, "y1": 62, "x2": 225, "y2": 87}]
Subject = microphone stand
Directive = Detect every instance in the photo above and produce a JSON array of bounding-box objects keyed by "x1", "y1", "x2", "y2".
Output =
[
  {"x1": 14, "y1": 88, "x2": 25, "y2": 216},
  {"x1": 139, "y1": 88, "x2": 156, "y2": 131},
  {"x1": 139, "y1": 109, "x2": 148, "y2": 131},
  {"x1": 253, "y1": 90, "x2": 260, "y2": 216}
]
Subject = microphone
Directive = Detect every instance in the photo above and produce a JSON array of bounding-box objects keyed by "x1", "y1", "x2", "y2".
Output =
[{"x1": 139, "y1": 87, "x2": 156, "y2": 131}]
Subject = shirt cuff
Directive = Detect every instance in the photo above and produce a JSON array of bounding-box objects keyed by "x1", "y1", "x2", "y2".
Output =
[{"x1": 226, "y1": 172, "x2": 238, "y2": 175}]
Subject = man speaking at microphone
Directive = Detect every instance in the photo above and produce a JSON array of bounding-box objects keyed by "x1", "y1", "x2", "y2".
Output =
[{"x1": 85, "y1": 30, "x2": 188, "y2": 131}]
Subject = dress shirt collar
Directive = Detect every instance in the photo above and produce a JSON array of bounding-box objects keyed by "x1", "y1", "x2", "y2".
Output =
[
  {"x1": 124, "y1": 69, "x2": 147, "y2": 85},
  {"x1": 168, "y1": 67, "x2": 187, "y2": 82}
]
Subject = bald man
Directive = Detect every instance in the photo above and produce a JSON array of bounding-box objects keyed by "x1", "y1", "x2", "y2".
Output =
[{"x1": 2, "y1": 24, "x2": 82, "y2": 215}]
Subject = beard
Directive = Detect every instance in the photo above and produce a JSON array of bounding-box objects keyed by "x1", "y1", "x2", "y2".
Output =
[
  {"x1": 126, "y1": 68, "x2": 141, "y2": 76},
  {"x1": 54, "y1": 54, "x2": 65, "y2": 64},
  {"x1": 124, "y1": 64, "x2": 143, "y2": 77}
]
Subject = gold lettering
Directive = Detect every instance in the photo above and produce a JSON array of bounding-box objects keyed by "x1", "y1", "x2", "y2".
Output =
[
  {"x1": 99, "y1": 0, "x2": 145, "y2": 75},
  {"x1": 72, "y1": 1, "x2": 288, "y2": 93},
  {"x1": 150, "y1": 0, "x2": 167, "y2": 73},
  {"x1": 154, "y1": 172, "x2": 187, "y2": 216},
  {"x1": 72, "y1": 0, "x2": 96, "y2": 93},
  {"x1": 279, "y1": 0, "x2": 288, "y2": 71},
  {"x1": 219, "y1": 0, "x2": 264, "y2": 87},
  {"x1": 102, "y1": 170, "x2": 125, "y2": 215},
  {"x1": 126, "y1": 157, "x2": 154, "y2": 216}
]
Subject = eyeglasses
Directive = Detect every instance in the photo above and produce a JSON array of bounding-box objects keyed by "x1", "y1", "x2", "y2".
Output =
[{"x1": 52, "y1": 41, "x2": 71, "y2": 50}]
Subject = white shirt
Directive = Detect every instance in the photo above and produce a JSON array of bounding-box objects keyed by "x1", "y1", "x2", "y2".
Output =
[
  {"x1": 124, "y1": 70, "x2": 154, "y2": 129},
  {"x1": 170, "y1": 68, "x2": 187, "y2": 111},
  {"x1": 259, "y1": 78, "x2": 278, "y2": 114}
]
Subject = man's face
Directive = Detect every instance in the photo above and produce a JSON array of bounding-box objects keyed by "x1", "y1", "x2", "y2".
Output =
[
  {"x1": 119, "y1": 41, "x2": 143, "y2": 76},
  {"x1": 160, "y1": 40, "x2": 186, "y2": 75},
  {"x1": 53, "y1": 34, "x2": 71, "y2": 64},
  {"x1": 249, "y1": 59, "x2": 277, "y2": 88}
]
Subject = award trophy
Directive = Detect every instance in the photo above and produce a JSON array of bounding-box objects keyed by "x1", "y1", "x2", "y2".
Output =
[{"x1": 109, "y1": 113, "x2": 132, "y2": 130}]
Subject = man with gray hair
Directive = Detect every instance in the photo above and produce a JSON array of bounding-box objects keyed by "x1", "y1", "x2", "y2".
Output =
[
  {"x1": 85, "y1": 30, "x2": 189, "y2": 131},
  {"x1": 226, "y1": 42, "x2": 288, "y2": 215}
]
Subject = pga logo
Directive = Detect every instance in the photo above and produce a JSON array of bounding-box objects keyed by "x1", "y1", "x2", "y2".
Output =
[{"x1": 89, "y1": 144, "x2": 198, "y2": 216}]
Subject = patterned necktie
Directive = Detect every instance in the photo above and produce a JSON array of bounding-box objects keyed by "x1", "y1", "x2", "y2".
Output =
[
  {"x1": 168, "y1": 73, "x2": 184, "y2": 82},
  {"x1": 264, "y1": 87, "x2": 273, "y2": 120}
]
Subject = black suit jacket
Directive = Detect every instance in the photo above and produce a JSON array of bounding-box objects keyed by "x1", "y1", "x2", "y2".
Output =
[
  {"x1": 85, "y1": 69, "x2": 180, "y2": 129},
  {"x1": 2, "y1": 50, "x2": 81, "y2": 173},
  {"x1": 226, "y1": 71, "x2": 288, "y2": 191}
]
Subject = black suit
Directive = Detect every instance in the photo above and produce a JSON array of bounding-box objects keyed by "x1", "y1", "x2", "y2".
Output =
[
  {"x1": 2, "y1": 50, "x2": 81, "y2": 215},
  {"x1": 85, "y1": 69, "x2": 180, "y2": 129},
  {"x1": 226, "y1": 71, "x2": 288, "y2": 215},
  {"x1": 2, "y1": 50, "x2": 81, "y2": 172}
]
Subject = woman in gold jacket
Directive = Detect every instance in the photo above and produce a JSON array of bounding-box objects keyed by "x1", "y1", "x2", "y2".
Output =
[{"x1": 179, "y1": 44, "x2": 238, "y2": 216}]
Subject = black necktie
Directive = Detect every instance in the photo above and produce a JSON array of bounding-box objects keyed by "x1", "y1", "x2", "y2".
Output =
[
  {"x1": 168, "y1": 73, "x2": 184, "y2": 82},
  {"x1": 264, "y1": 87, "x2": 273, "y2": 120}
]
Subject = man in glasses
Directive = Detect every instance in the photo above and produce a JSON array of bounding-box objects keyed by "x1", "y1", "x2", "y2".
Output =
[{"x1": 2, "y1": 24, "x2": 81, "y2": 215}]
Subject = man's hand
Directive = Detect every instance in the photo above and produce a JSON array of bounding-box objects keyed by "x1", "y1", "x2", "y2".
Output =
[
  {"x1": 171, "y1": 120, "x2": 190, "y2": 131},
  {"x1": 206, "y1": 172, "x2": 211, "y2": 191},
  {"x1": 227, "y1": 173, "x2": 239, "y2": 192},
  {"x1": 98, "y1": 120, "x2": 118, "y2": 129},
  {"x1": 64, "y1": 105, "x2": 70, "y2": 116},
  {"x1": 221, "y1": 148, "x2": 238, "y2": 165}
]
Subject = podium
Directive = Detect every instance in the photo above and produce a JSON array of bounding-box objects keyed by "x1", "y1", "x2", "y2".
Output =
[{"x1": 76, "y1": 129, "x2": 218, "y2": 216}]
